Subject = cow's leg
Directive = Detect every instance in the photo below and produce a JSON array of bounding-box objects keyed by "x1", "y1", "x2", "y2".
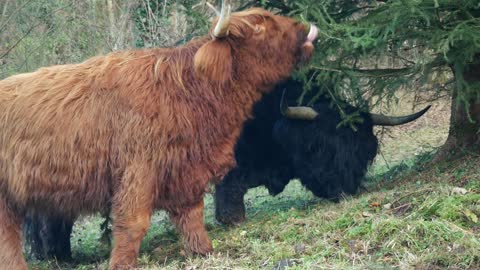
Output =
[
  {"x1": 109, "y1": 203, "x2": 152, "y2": 269},
  {"x1": 0, "y1": 196, "x2": 27, "y2": 270},
  {"x1": 169, "y1": 199, "x2": 212, "y2": 255},
  {"x1": 23, "y1": 212, "x2": 74, "y2": 261},
  {"x1": 109, "y1": 167, "x2": 154, "y2": 270},
  {"x1": 214, "y1": 173, "x2": 249, "y2": 226}
]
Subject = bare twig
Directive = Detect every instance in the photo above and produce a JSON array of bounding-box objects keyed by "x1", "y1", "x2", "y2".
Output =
[
  {"x1": 0, "y1": 22, "x2": 40, "y2": 60},
  {"x1": 390, "y1": 187, "x2": 434, "y2": 206},
  {"x1": 1, "y1": 0, "x2": 10, "y2": 19},
  {"x1": 0, "y1": 0, "x2": 31, "y2": 33}
]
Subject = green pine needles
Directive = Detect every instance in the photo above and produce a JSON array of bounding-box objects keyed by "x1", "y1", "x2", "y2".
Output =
[{"x1": 271, "y1": 0, "x2": 480, "y2": 122}]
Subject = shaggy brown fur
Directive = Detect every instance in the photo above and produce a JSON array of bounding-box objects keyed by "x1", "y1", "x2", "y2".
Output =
[{"x1": 0, "y1": 8, "x2": 315, "y2": 269}]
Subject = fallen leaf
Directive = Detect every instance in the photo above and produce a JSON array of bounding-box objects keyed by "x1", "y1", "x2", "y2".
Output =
[
  {"x1": 370, "y1": 202, "x2": 381, "y2": 208},
  {"x1": 464, "y1": 209, "x2": 478, "y2": 223}
]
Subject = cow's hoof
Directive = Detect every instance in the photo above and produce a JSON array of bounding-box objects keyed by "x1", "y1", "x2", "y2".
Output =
[
  {"x1": 215, "y1": 214, "x2": 246, "y2": 226},
  {"x1": 186, "y1": 240, "x2": 213, "y2": 256}
]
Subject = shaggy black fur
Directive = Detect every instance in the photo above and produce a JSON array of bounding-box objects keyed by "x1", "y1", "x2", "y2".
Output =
[
  {"x1": 23, "y1": 213, "x2": 73, "y2": 261},
  {"x1": 215, "y1": 79, "x2": 378, "y2": 225}
]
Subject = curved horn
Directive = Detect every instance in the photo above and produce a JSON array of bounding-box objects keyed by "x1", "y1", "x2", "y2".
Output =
[
  {"x1": 280, "y1": 89, "x2": 319, "y2": 120},
  {"x1": 371, "y1": 105, "x2": 431, "y2": 126},
  {"x1": 210, "y1": 0, "x2": 231, "y2": 38},
  {"x1": 206, "y1": 2, "x2": 220, "y2": 16}
]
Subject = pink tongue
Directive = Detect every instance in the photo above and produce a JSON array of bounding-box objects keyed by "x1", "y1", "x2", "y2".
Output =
[{"x1": 306, "y1": 25, "x2": 318, "y2": 43}]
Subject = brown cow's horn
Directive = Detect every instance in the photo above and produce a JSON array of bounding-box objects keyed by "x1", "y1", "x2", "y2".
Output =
[
  {"x1": 280, "y1": 89, "x2": 319, "y2": 120},
  {"x1": 211, "y1": 0, "x2": 231, "y2": 38},
  {"x1": 206, "y1": 2, "x2": 220, "y2": 16},
  {"x1": 370, "y1": 105, "x2": 431, "y2": 126}
]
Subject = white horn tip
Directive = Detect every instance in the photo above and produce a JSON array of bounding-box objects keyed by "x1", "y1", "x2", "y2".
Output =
[{"x1": 206, "y1": 2, "x2": 220, "y2": 16}]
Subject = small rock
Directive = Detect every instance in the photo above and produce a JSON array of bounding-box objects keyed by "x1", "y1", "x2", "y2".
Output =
[
  {"x1": 383, "y1": 203, "x2": 392, "y2": 210},
  {"x1": 347, "y1": 240, "x2": 364, "y2": 253},
  {"x1": 362, "y1": 211, "x2": 374, "y2": 218},
  {"x1": 293, "y1": 220, "x2": 306, "y2": 226},
  {"x1": 294, "y1": 243, "x2": 306, "y2": 254},
  {"x1": 272, "y1": 259, "x2": 299, "y2": 270},
  {"x1": 447, "y1": 243, "x2": 466, "y2": 254},
  {"x1": 452, "y1": 187, "x2": 468, "y2": 195},
  {"x1": 153, "y1": 246, "x2": 162, "y2": 255}
]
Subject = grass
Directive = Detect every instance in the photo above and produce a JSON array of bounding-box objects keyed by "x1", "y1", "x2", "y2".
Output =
[
  {"x1": 29, "y1": 153, "x2": 480, "y2": 270},
  {"x1": 29, "y1": 97, "x2": 480, "y2": 269}
]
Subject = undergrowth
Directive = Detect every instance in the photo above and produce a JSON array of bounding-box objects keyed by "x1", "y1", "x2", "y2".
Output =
[{"x1": 30, "y1": 152, "x2": 480, "y2": 270}]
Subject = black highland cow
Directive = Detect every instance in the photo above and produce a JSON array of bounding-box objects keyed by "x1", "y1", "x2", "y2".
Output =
[
  {"x1": 23, "y1": 213, "x2": 73, "y2": 261},
  {"x1": 215, "y1": 79, "x2": 430, "y2": 225}
]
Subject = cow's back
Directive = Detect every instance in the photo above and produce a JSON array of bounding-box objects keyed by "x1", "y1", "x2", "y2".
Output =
[{"x1": 0, "y1": 56, "x2": 140, "y2": 214}]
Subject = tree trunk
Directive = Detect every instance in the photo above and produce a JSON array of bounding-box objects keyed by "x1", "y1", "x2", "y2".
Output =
[
  {"x1": 434, "y1": 57, "x2": 480, "y2": 161},
  {"x1": 1, "y1": 0, "x2": 10, "y2": 19},
  {"x1": 23, "y1": 213, "x2": 74, "y2": 261},
  {"x1": 106, "y1": 0, "x2": 118, "y2": 50}
]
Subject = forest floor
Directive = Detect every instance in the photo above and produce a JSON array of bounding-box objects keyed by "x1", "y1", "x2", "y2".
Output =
[{"x1": 30, "y1": 95, "x2": 480, "y2": 270}]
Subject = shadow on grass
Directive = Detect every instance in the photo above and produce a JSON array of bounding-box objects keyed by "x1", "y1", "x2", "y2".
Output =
[
  {"x1": 30, "y1": 149, "x2": 479, "y2": 269},
  {"x1": 242, "y1": 182, "x2": 327, "y2": 223}
]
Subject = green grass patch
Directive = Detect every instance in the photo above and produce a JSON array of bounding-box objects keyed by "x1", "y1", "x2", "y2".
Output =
[{"x1": 29, "y1": 153, "x2": 480, "y2": 269}]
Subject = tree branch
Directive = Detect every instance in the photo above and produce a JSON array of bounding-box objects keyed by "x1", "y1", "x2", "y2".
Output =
[
  {"x1": 0, "y1": 1, "x2": 31, "y2": 33},
  {"x1": 0, "y1": 22, "x2": 39, "y2": 60},
  {"x1": 311, "y1": 56, "x2": 447, "y2": 78}
]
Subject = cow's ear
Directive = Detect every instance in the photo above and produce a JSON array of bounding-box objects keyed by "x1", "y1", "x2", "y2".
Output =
[{"x1": 194, "y1": 40, "x2": 232, "y2": 83}]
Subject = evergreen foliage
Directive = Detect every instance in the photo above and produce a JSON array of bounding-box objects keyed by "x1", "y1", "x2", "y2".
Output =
[{"x1": 260, "y1": 0, "x2": 480, "y2": 123}]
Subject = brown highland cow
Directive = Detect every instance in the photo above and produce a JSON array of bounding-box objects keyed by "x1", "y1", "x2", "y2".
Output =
[{"x1": 0, "y1": 1, "x2": 318, "y2": 269}]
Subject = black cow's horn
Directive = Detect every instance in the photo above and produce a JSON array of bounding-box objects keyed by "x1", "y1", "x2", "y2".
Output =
[
  {"x1": 370, "y1": 105, "x2": 431, "y2": 126},
  {"x1": 280, "y1": 89, "x2": 319, "y2": 120}
]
